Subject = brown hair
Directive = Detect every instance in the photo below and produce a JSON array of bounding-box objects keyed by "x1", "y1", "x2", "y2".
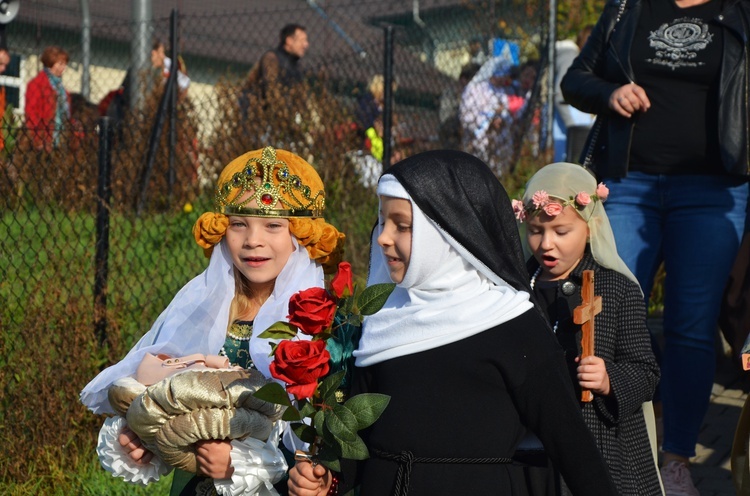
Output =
[{"x1": 40, "y1": 46, "x2": 69, "y2": 68}]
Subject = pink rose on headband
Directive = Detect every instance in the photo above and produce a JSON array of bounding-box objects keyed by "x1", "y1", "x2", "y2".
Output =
[
  {"x1": 543, "y1": 202, "x2": 563, "y2": 216},
  {"x1": 531, "y1": 190, "x2": 549, "y2": 209},
  {"x1": 596, "y1": 183, "x2": 609, "y2": 201},
  {"x1": 575, "y1": 192, "x2": 591, "y2": 207},
  {"x1": 511, "y1": 199, "x2": 526, "y2": 221}
]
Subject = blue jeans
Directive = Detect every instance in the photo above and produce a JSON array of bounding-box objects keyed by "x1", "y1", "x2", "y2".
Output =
[{"x1": 603, "y1": 171, "x2": 749, "y2": 458}]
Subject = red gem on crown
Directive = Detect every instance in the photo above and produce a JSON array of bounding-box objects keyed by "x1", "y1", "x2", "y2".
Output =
[{"x1": 261, "y1": 194, "x2": 274, "y2": 205}]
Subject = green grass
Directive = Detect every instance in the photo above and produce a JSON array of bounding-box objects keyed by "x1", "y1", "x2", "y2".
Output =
[
  {"x1": 0, "y1": 453, "x2": 174, "y2": 495},
  {"x1": 71, "y1": 455, "x2": 174, "y2": 495},
  {"x1": 0, "y1": 202, "x2": 211, "y2": 489},
  {"x1": 1, "y1": 202, "x2": 209, "y2": 336}
]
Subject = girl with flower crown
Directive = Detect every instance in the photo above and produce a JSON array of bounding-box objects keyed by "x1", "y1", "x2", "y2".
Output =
[
  {"x1": 80, "y1": 147, "x2": 346, "y2": 496},
  {"x1": 515, "y1": 162, "x2": 661, "y2": 495},
  {"x1": 288, "y1": 151, "x2": 619, "y2": 496}
]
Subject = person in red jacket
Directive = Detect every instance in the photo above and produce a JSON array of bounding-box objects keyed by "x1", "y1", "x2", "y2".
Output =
[{"x1": 25, "y1": 45, "x2": 70, "y2": 152}]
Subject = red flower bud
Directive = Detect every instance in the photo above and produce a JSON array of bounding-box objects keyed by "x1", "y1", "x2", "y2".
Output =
[{"x1": 331, "y1": 262, "x2": 354, "y2": 298}]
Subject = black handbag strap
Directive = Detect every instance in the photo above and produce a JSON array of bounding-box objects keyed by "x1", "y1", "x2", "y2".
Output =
[{"x1": 581, "y1": 0, "x2": 628, "y2": 170}]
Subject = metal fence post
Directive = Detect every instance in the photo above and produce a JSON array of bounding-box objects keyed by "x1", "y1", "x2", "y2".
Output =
[
  {"x1": 168, "y1": 8, "x2": 178, "y2": 206},
  {"x1": 80, "y1": 0, "x2": 91, "y2": 100},
  {"x1": 137, "y1": 9, "x2": 178, "y2": 215},
  {"x1": 545, "y1": 0, "x2": 557, "y2": 152},
  {"x1": 382, "y1": 24, "x2": 394, "y2": 169},
  {"x1": 95, "y1": 117, "x2": 114, "y2": 345},
  {"x1": 130, "y1": 0, "x2": 152, "y2": 112}
]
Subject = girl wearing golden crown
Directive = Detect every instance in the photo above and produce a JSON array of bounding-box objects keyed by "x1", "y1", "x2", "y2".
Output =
[{"x1": 81, "y1": 147, "x2": 345, "y2": 496}]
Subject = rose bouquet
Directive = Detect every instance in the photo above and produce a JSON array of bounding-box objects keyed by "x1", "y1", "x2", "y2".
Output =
[{"x1": 253, "y1": 262, "x2": 395, "y2": 471}]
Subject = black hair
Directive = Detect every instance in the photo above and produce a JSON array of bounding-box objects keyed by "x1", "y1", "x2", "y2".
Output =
[
  {"x1": 459, "y1": 63, "x2": 481, "y2": 83},
  {"x1": 279, "y1": 24, "x2": 306, "y2": 48}
]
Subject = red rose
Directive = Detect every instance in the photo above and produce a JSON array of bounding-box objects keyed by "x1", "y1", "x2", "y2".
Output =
[
  {"x1": 331, "y1": 262, "x2": 354, "y2": 298},
  {"x1": 287, "y1": 287, "x2": 337, "y2": 336},
  {"x1": 269, "y1": 340, "x2": 330, "y2": 400}
]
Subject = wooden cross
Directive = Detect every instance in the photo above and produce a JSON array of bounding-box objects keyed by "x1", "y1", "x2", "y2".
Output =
[{"x1": 573, "y1": 270, "x2": 602, "y2": 403}]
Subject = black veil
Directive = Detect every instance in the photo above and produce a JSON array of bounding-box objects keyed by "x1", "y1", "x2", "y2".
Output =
[{"x1": 384, "y1": 150, "x2": 533, "y2": 296}]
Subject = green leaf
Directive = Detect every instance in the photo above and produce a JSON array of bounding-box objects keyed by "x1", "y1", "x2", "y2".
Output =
[
  {"x1": 268, "y1": 341, "x2": 279, "y2": 355},
  {"x1": 320, "y1": 421, "x2": 340, "y2": 457},
  {"x1": 325, "y1": 404, "x2": 358, "y2": 442},
  {"x1": 299, "y1": 401, "x2": 317, "y2": 418},
  {"x1": 292, "y1": 424, "x2": 318, "y2": 444},
  {"x1": 252, "y1": 383, "x2": 293, "y2": 407},
  {"x1": 335, "y1": 434, "x2": 370, "y2": 460},
  {"x1": 314, "y1": 410, "x2": 326, "y2": 439},
  {"x1": 317, "y1": 370, "x2": 345, "y2": 404},
  {"x1": 317, "y1": 449, "x2": 341, "y2": 472},
  {"x1": 256, "y1": 321, "x2": 298, "y2": 339},
  {"x1": 358, "y1": 283, "x2": 396, "y2": 315},
  {"x1": 312, "y1": 329, "x2": 333, "y2": 342},
  {"x1": 349, "y1": 313, "x2": 363, "y2": 326},
  {"x1": 345, "y1": 393, "x2": 391, "y2": 430},
  {"x1": 281, "y1": 405, "x2": 302, "y2": 421},
  {"x1": 339, "y1": 296, "x2": 354, "y2": 314}
]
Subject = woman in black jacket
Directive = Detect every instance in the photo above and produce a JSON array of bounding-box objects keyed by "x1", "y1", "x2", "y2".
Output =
[{"x1": 561, "y1": 0, "x2": 750, "y2": 494}]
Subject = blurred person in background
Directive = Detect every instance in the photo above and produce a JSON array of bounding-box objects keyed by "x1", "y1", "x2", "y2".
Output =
[
  {"x1": 460, "y1": 58, "x2": 517, "y2": 176},
  {"x1": 253, "y1": 24, "x2": 309, "y2": 102},
  {"x1": 25, "y1": 45, "x2": 70, "y2": 152},
  {"x1": 355, "y1": 74, "x2": 393, "y2": 134},
  {"x1": 553, "y1": 26, "x2": 595, "y2": 162},
  {"x1": 99, "y1": 38, "x2": 190, "y2": 125},
  {"x1": 150, "y1": 38, "x2": 191, "y2": 97},
  {"x1": 467, "y1": 37, "x2": 488, "y2": 67},
  {"x1": 439, "y1": 63, "x2": 480, "y2": 150},
  {"x1": 239, "y1": 23, "x2": 310, "y2": 133}
]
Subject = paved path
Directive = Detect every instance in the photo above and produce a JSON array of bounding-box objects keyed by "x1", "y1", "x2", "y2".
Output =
[
  {"x1": 691, "y1": 357, "x2": 747, "y2": 496},
  {"x1": 648, "y1": 318, "x2": 747, "y2": 495}
]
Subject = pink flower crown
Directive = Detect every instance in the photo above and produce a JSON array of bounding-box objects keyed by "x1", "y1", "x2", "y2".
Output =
[{"x1": 512, "y1": 183, "x2": 609, "y2": 222}]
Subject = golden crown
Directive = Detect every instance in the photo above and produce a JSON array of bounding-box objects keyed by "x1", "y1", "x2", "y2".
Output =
[{"x1": 215, "y1": 147, "x2": 325, "y2": 218}]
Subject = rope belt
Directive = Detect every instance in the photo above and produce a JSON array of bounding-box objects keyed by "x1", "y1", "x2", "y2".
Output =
[{"x1": 372, "y1": 448, "x2": 512, "y2": 496}]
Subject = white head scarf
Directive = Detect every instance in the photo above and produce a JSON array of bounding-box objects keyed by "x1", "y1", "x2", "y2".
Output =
[
  {"x1": 80, "y1": 238, "x2": 322, "y2": 415},
  {"x1": 353, "y1": 175, "x2": 534, "y2": 367}
]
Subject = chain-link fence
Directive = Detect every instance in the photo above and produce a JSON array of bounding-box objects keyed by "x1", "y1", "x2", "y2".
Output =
[{"x1": 2, "y1": 0, "x2": 551, "y2": 333}]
